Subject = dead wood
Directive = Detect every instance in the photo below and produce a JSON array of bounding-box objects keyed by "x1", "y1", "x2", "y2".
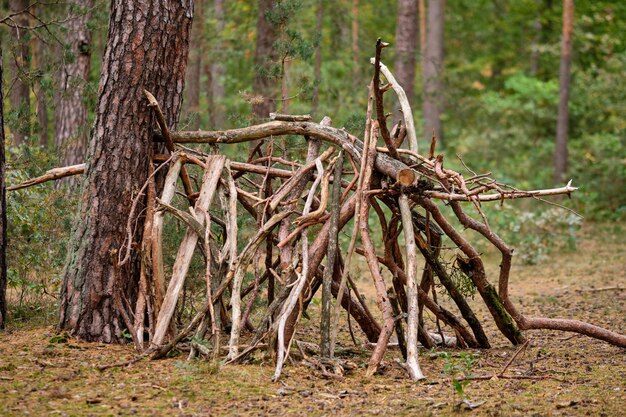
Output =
[{"x1": 16, "y1": 39, "x2": 626, "y2": 385}]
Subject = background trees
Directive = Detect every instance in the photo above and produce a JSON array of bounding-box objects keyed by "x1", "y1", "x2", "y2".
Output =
[
  {"x1": 0, "y1": 47, "x2": 6, "y2": 329},
  {"x1": 422, "y1": 0, "x2": 444, "y2": 144},
  {"x1": 54, "y1": 0, "x2": 93, "y2": 170},
  {"x1": 554, "y1": 0, "x2": 574, "y2": 184}
]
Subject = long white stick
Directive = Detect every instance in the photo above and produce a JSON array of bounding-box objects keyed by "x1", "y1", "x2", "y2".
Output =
[{"x1": 399, "y1": 194, "x2": 425, "y2": 380}]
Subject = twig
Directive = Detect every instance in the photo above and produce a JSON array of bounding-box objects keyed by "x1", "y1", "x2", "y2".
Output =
[{"x1": 498, "y1": 339, "x2": 530, "y2": 377}]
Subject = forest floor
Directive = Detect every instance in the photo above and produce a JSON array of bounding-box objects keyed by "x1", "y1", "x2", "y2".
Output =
[{"x1": 0, "y1": 223, "x2": 624, "y2": 416}]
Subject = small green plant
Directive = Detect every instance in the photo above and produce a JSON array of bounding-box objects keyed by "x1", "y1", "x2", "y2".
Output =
[{"x1": 438, "y1": 351, "x2": 480, "y2": 399}]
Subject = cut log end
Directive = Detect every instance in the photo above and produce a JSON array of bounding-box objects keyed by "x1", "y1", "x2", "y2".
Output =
[{"x1": 397, "y1": 169, "x2": 416, "y2": 187}]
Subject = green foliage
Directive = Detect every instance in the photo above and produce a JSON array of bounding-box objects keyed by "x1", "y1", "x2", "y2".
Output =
[
  {"x1": 437, "y1": 351, "x2": 480, "y2": 399},
  {"x1": 5, "y1": 144, "x2": 77, "y2": 325},
  {"x1": 447, "y1": 263, "x2": 477, "y2": 299}
]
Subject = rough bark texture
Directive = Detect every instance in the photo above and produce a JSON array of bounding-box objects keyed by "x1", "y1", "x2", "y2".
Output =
[
  {"x1": 59, "y1": 0, "x2": 192, "y2": 343},
  {"x1": 8, "y1": 0, "x2": 31, "y2": 146},
  {"x1": 0, "y1": 47, "x2": 7, "y2": 329},
  {"x1": 55, "y1": 0, "x2": 94, "y2": 176},
  {"x1": 554, "y1": 0, "x2": 573, "y2": 184},
  {"x1": 184, "y1": 0, "x2": 203, "y2": 130},
  {"x1": 422, "y1": 0, "x2": 444, "y2": 144},
  {"x1": 394, "y1": 0, "x2": 418, "y2": 109},
  {"x1": 252, "y1": 0, "x2": 278, "y2": 121}
]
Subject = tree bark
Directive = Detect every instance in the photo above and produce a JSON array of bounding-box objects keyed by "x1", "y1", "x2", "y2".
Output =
[
  {"x1": 8, "y1": 0, "x2": 31, "y2": 146},
  {"x1": 208, "y1": 0, "x2": 226, "y2": 128},
  {"x1": 418, "y1": 0, "x2": 426, "y2": 57},
  {"x1": 252, "y1": 0, "x2": 278, "y2": 122},
  {"x1": 34, "y1": 34, "x2": 49, "y2": 148},
  {"x1": 351, "y1": 0, "x2": 359, "y2": 73},
  {"x1": 54, "y1": 0, "x2": 93, "y2": 176},
  {"x1": 311, "y1": 0, "x2": 324, "y2": 117},
  {"x1": 59, "y1": 0, "x2": 192, "y2": 343},
  {"x1": 185, "y1": 0, "x2": 204, "y2": 130},
  {"x1": 0, "y1": 47, "x2": 8, "y2": 329},
  {"x1": 554, "y1": 0, "x2": 574, "y2": 184},
  {"x1": 394, "y1": 0, "x2": 418, "y2": 110},
  {"x1": 422, "y1": 0, "x2": 444, "y2": 145}
]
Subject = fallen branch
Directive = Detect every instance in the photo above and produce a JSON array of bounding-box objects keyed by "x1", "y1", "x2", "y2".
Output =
[{"x1": 7, "y1": 164, "x2": 85, "y2": 191}]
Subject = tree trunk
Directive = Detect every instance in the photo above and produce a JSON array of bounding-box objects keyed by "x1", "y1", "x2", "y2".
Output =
[
  {"x1": 394, "y1": 0, "x2": 418, "y2": 118},
  {"x1": 419, "y1": 0, "x2": 426, "y2": 57},
  {"x1": 0, "y1": 47, "x2": 8, "y2": 329},
  {"x1": 422, "y1": 0, "x2": 444, "y2": 145},
  {"x1": 252, "y1": 0, "x2": 278, "y2": 121},
  {"x1": 34, "y1": 35, "x2": 49, "y2": 148},
  {"x1": 59, "y1": 0, "x2": 192, "y2": 343},
  {"x1": 395, "y1": 0, "x2": 419, "y2": 96},
  {"x1": 208, "y1": 0, "x2": 226, "y2": 128},
  {"x1": 185, "y1": 0, "x2": 204, "y2": 130},
  {"x1": 351, "y1": 0, "x2": 359, "y2": 80},
  {"x1": 54, "y1": 0, "x2": 93, "y2": 175},
  {"x1": 554, "y1": 0, "x2": 574, "y2": 184},
  {"x1": 529, "y1": 16, "x2": 541, "y2": 76},
  {"x1": 311, "y1": 0, "x2": 323, "y2": 117},
  {"x1": 8, "y1": 0, "x2": 31, "y2": 146}
]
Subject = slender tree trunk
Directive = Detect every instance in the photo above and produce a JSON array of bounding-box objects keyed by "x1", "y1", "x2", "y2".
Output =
[
  {"x1": 281, "y1": 59, "x2": 289, "y2": 114},
  {"x1": 208, "y1": 0, "x2": 225, "y2": 128},
  {"x1": 419, "y1": 0, "x2": 426, "y2": 57},
  {"x1": 8, "y1": 0, "x2": 31, "y2": 146},
  {"x1": 33, "y1": 34, "x2": 49, "y2": 148},
  {"x1": 394, "y1": 0, "x2": 418, "y2": 117},
  {"x1": 529, "y1": 9, "x2": 541, "y2": 76},
  {"x1": 554, "y1": 0, "x2": 574, "y2": 184},
  {"x1": 54, "y1": 0, "x2": 93, "y2": 171},
  {"x1": 59, "y1": 0, "x2": 192, "y2": 343},
  {"x1": 185, "y1": 0, "x2": 204, "y2": 130},
  {"x1": 252, "y1": 0, "x2": 277, "y2": 121},
  {"x1": 0, "y1": 47, "x2": 8, "y2": 329},
  {"x1": 311, "y1": 0, "x2": 323, "y2": 117},
  {"x1": 422, "y1": 0, "x2": 444, "y2": 144},
  {"x1": 351, "y1": 0, "x2": 359, "y2": 79}
]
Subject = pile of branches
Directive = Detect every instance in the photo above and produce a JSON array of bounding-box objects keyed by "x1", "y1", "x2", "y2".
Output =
[{"x1": 12, "y1": 41, "x2": 626, "y2": 380}]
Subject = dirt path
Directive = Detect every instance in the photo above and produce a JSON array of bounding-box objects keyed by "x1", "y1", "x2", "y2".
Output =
[{"x1": 1, "y1": 225, "x2": 624, "y2": 416}]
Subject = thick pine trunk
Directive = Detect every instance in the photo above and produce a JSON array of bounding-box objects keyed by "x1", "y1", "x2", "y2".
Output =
[
  {"x1": 422, "y1": 0, "x2": 444, "y2": 144},
  {"x1": 554, "y1": 0, "x2": 574, "y2": 184},
  {"x1": 252, "y1": 0, "x2": 277, "y2": 121},
  {"x1": 54, "y1": 0, "x2": 93, "y2": 174},
  {"x1": 0, "y1": 47, "x2": 7, "y2": 329},
  {"x1": 394, "y1": 0, "x2": 418, "y2": 109},
  {"x1": 59, "y1": 0, "x2": 192, "y2": 343},
  {"x1": 8, "y1": 0, "x2": 31, "y2": 146}
]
